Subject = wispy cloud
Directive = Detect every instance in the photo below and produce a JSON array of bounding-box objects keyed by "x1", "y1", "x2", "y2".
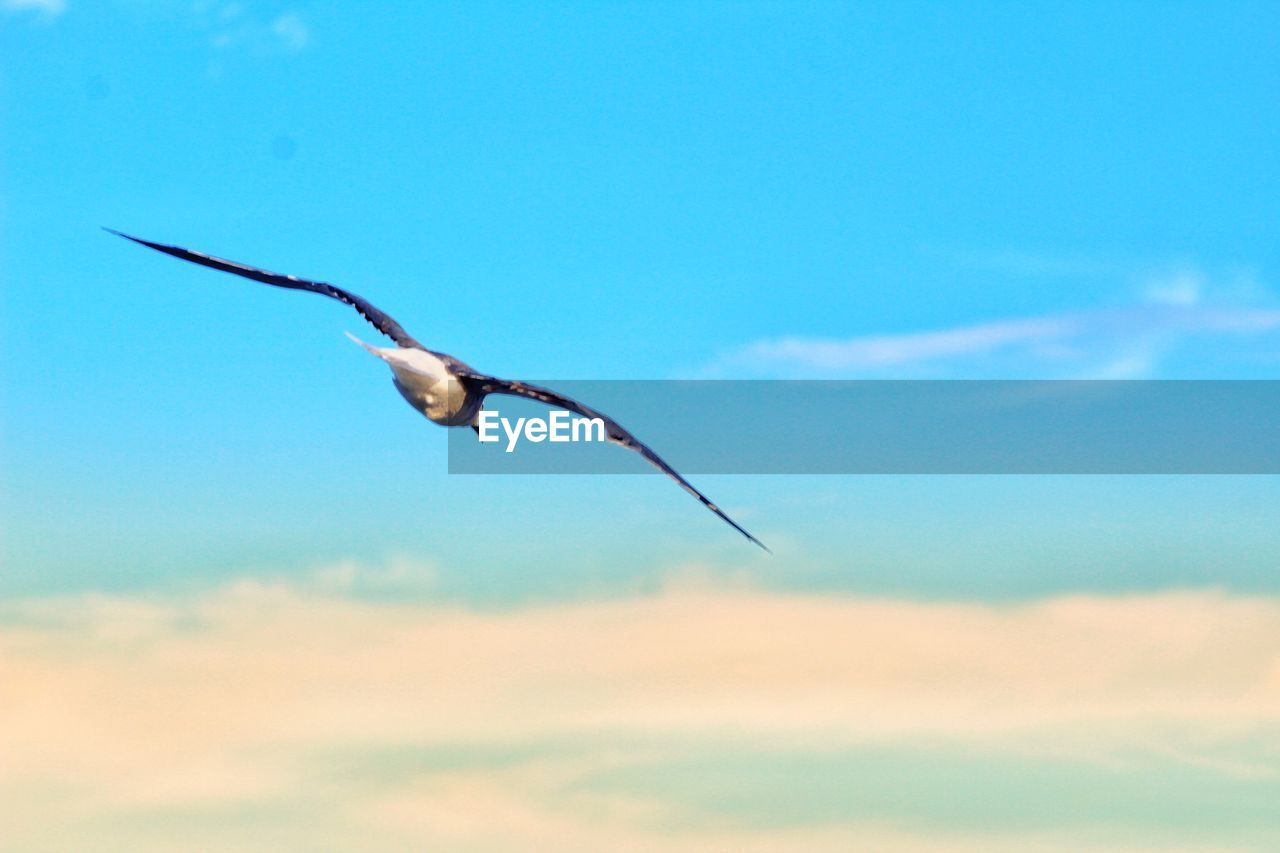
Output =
[
  {"x1": 1, "y1": 0, "x2": 65, "y2": 17},
  {"x1": 269, "y1": 12, "x2": 308, "y2": 52},
  {"x1": 2, "y1": 572, "x2": 1278, "y2": 850},
  {"x1": 709, "y1": 269, "x2": 1280, "y2": 379},
  {"x1": 731, "y1": 314, "x2": 1077, "y2": 371},
  {"x1": 198, "y1": 3, "x2": 309, "y2": 56}
]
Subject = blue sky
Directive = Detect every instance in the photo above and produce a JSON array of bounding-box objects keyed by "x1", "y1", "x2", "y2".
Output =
[
  {"x1": 3, "y1": 0, "x2": 1279, "y2": 599},
  {"x1": 3, "y1": 4, "x2": 1280, "y2": 849}
]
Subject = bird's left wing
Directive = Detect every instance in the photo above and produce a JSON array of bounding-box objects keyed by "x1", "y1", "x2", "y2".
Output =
[
  {"x1": 106, "y1": 229, "x2": 428, "y2": 351},
  {"x1": 468, "y1": 375, "x2": 769, "y2": 551}
]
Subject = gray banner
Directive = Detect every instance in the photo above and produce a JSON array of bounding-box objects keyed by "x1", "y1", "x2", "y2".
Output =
[{"x1": 447, "y1": 380, "x2": 1280, "y2": 474}]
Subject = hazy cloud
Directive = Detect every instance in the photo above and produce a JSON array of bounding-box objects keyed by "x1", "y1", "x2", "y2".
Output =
[
  {"x1": 2, "y1": 573, "x2": 1278, "y2": 850},
  {"x1": 270, "y1": 12, "x2": 308, "y2": 52},
  {"x1": 200, "y1": 3, "x2": 309, "y2": 56},
  {"x1": 1, "y1": 0, "x2": 65, "y2": 17}
]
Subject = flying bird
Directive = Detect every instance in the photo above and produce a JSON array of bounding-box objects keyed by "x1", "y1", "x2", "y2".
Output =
[{"x1": 107, "y1": 229, "x2": 768, "y2": 551}]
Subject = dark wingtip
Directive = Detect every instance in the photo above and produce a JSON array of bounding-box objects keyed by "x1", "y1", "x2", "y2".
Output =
[
  {"x1": 105, "y1": 227, "x2": 170, "y2": 247},
  {"x1": 103, "y1": 228, "x2": 181, "y2": 257},
  {"x1": 728, "y1": 515, "x2": 771, "y2": 553},
  {"x1": 103, "y1": 227, "x2": 144, "y2": 244}
]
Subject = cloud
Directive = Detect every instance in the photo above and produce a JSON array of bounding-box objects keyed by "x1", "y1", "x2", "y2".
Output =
[
  {"x1": 200, "y1": 4, "x2": 309, "y2": 56},
  {"x1": 269, "y1": 12, "x2": 308, "y2": 52},
  {"x1": 2, "y1": 575, "x2": 1278, "y2": 850},
  {"x1": 731, "y1": 315, "x2": 1079, "y2": 371},
  {"x1": 1145, "y1": 269, "x2": 1204, "y2": 307},
  {"x1": 300, "y1": 555, "x2": 439, "y2": 597},
  {"x1": 708, "y1": 268, "x2": 1280, "y2": 379},
  {"x1": 714, "y1": 304, "x2": 1280, "y2": 379},
  {"x1": 1, "y1": 0, "x2": 65, "y2": 17}
]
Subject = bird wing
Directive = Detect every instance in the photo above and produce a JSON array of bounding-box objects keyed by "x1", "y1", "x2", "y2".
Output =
[
  {"x1": 106, "y1": 229, "x2": 429, "y2": 352},
  {"x1": 468, "y1": 375, "x2": 769, "y2": 551}
]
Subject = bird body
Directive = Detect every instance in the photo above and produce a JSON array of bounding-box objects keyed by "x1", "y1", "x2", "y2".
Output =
[
  {"x1": 108, "y1": 229, "x2": 768, "y2": 551},
  {"x1": 345, "y1": 332, "x2": 481, "y2": 426}
]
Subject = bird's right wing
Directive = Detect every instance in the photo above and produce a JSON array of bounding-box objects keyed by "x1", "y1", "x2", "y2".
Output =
[
  {"x1": 106, "y1": 229, "x2": 427, "y2": 351},
  {"x1": 468, "y1": 375, "x2": 769, "y2": 551}
]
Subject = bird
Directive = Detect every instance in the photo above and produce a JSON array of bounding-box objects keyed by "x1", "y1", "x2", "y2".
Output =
[{"x1": 107, "y1": 229, "x2": 768, "y2": 551}]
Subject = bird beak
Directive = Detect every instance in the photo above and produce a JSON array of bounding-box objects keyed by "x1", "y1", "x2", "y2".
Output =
[
  {"x1": 345, "y1": 331, "x2": 423, "y2": 374},
  {"x1": 344, "y1": 331, "x2": 385, "y2": 358}
]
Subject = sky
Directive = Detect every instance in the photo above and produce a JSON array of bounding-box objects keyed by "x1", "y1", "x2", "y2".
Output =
[{"x1": 2, "y1": 1, "x2": 1279, "y2": 850}]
